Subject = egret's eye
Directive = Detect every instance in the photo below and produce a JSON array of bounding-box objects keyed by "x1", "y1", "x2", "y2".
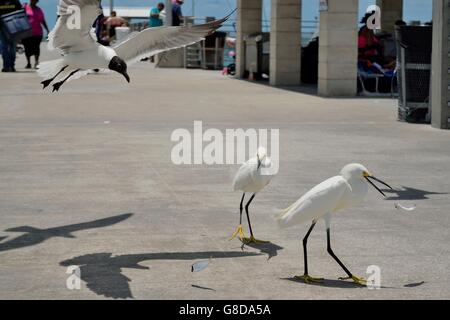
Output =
[{"x1": 362, "y1": 171, "x2": 371, "y2": 177}]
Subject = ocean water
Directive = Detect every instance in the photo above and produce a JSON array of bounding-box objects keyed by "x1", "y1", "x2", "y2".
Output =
[{"x1": 36, "y1": 0, "x2": 433, "y2": 33}]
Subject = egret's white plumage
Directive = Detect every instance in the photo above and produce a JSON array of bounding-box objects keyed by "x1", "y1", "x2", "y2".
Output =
[
  {"x1": 230, "y1": 147, "x2": 276, "y2": 243},
  {"x1": 39, "y1": 0, "x2": 231, "y2": 91},
  {"x1": 277, "y1": 163, "x2": 393, "y2": 285},
  {"x1": 233, "y1": 147, "x2": 273, "y2": 194},
  {"x1": 277, "y1": 164, "x2": 372, "y2": 228},
  {"x1": 277, "y1": 176, "x2": 352, "y2": 228}
]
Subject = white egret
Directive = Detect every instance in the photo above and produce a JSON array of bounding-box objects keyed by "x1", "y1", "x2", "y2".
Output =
[
  {"x1": 230, "y1": 147, "x2": 275, "y2": 244},
  {"x1": 277, "y1": 163, "x2": 393, "y2": 285}
]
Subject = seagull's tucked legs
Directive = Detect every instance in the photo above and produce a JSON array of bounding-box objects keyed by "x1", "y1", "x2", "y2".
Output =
[
  {"x1": 243, "y1": 194, "x2": 268, "y2": 244},
  {"x1": 327, "y1": 228, "x2": 367, "y2": 286},
  {"x1": 295, "y1": 220, "x2": 324, "y2": 284},
  {"x1": 52, "y1": 69, "x2": 81, "y2": 92},
  {"x1": 41, "y1": 65, "x2": 69, "y2": 89},
  {"x1": 229, "y1": 193, "x2": 246, "y2": 241}
]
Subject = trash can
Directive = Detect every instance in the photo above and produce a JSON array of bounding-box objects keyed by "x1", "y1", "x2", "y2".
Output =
[
  {"x1": 244, "y1": 33, "x2": 270, "y2": 80},
  {"x1": 395, "y1": 25, "x2": 432, "y2": 123}
]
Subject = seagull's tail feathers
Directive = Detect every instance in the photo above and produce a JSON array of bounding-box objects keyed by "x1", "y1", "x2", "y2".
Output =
[{"x1": 37, "y1": 59, "x2": 65, "y2": 80}]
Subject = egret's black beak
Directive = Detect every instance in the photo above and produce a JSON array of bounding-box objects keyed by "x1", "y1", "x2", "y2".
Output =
[
  {"x1": 364, "y1": 174, "x2": 393, "y2": 197},
  {"x1": 257, "y1": 154, "x2": 262, "y2": 170}
]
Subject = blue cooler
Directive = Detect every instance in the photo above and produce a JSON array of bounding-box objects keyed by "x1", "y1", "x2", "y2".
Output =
[{"x1": 0, "y1": 9, "x2": 32, "y2": 42}]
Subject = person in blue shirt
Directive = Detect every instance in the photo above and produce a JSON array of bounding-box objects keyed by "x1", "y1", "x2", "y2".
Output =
[
  {"x1": 172, "y1": 0, "x2": 183, "y2": 26},
  {"x1": 149, "y1": 2, "x2": 164, "y2": 28}
]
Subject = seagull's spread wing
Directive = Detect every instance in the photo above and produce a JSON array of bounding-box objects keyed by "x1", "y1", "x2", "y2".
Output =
[
  {"x1": 48, "y1": 0, "x2": 102, "y2": 53},
  {"x1": 277, "y1": 176, "x2": 352, "y2": 228},
  {"x1": 113, "y1": 16, "x2": 230, "y2": 65}
]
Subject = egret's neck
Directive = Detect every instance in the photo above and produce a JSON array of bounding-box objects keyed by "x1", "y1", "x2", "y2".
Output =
[
  {"x1": 346, "y1": 177, "x2": 368, "y2": 205},
  {"x1": 261, "y1": 156, "x2": 271, "y2": 168}
]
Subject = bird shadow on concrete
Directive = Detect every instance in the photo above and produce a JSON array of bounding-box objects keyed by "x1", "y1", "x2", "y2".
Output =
[
  {"x1": 281, "y1": 277, "x2": 397, "y2": 289},
  {"x1": 282, "y1": 277, "x2": 365, "y2": 289},
  {"x1": 382, "y1": 186, "x2": 447, "y2": 201},
  {"x1": 60, "y1": 250, "x2": 262, "y2": 299},
  {"x1": 0, "y1": 213, "x2": 133, "y2": 253},
  {"x1": 240, "y1": 241, "x2": 284, "y2": 260}
]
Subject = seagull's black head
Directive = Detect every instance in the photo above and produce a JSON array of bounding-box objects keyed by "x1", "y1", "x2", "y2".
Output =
[{"x1": 109, "y1": 56, "x2": 130, "y2": 83}]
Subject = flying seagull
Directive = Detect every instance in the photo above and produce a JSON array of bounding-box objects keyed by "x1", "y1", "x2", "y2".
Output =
[
  {"x1": 277, "y1": 164, "x2": 393, "y2": 285},
  {"x1": 229, "y1": 147, "x2": 276, "y2": 244},
  {"x1": 39, "y1": 0, "x2": 232, "y2": 92}
]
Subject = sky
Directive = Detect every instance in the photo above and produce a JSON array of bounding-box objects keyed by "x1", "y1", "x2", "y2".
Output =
[{"x1": 35, "y1": 0, "x2": 433, "y2": 32}]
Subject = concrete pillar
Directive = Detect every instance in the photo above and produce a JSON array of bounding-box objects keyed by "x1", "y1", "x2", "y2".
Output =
[
  {"x1": 376, "y1": 0, "x2": 403, "y2": 34},
  {"x1": 318, "y1": 0, "x2": 358, "y2": 97},
  {"x1": 236, "y1": 0, "x2": 262, "y2": 78},
  {"x1": 431, "y1": 0, "x2": 450, "y2": 129},
  {"x1": 165, "y1": 0, "x2": 172, "y2": 26},
  {"x1": 270, "y1": 0, "x2": 302, "y2": 86}
]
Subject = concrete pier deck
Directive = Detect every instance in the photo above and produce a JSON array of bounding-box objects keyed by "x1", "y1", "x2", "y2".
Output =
[{"x1": 0, "y1": 52, "x2": 449, "y2": 299}]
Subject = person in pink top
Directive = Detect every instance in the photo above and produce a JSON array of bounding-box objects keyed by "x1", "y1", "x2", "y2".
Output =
[{"x1": 22, "y1": 0, "x2": 49, "y2": 69}]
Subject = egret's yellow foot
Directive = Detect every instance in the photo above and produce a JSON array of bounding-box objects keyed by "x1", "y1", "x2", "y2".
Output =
[
  {"x1": 339, "y1": 275, "x2": 367, "y2": 286},
  {"x1": 295, "y1": 274, "x2": 324, "y2": 284},
  {"x1": 229, "y1": 225, "x2": 246, "y2": 241},
  {"x1": 243, "y1": 236, "x2": 269, "y2": 244}
]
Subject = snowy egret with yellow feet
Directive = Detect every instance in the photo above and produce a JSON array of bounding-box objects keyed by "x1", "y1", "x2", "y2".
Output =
[
  {"x1": 230, "y1": 147, "x2": 276, "y2": 244},
  {"x1": 277, "y1": 163, "x2": 393, "y2": 286}
]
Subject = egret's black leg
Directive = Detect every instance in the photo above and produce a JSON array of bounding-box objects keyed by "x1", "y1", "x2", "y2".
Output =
[
  {"x1": 41, "y1": 65, "x2": 68, "y2": 89},
  {"x1": 295, "y1": 221, "x2": 323, "y2": 283},
  {"x1": 326, "y1": 228, "x2": 352, "y2": 277},
  {"x1": 303, "y1": 221, "x2": 316, "y2": 275},
  {"x1": 52, "y1": 69, "x2": 80, "y2": 92},
  {"x1": 239, "y1": 193, "x2": 245, "y2": 225},
  {"x1": 229, "y1": 193, "x2": 246, "y2": 241},
  {"x1": 243, "y1": 194, "x2": 268, "y2": 244},
  {"x1": 327, "y1": 228, "x2": 366, "y2": 285},
  {"x1": 244, "y1": 193, "x2": 256, "y2": 237}
]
